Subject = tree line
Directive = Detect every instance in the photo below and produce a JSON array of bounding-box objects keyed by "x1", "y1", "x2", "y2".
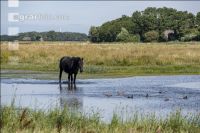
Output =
[
  {"x1": 1, "y1": 7, "x2": 200, "y2": 43},
  {"x1": 0, "y1": 31, "x2": 88, "y2": 41},
  {"x1": 89, "y1": 7, "x2": 200, "y2": 43}
]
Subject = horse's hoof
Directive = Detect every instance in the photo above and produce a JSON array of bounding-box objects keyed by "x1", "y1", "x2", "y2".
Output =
[
  {"x1": 164, "y1": 98, "x2": 169, "y2": 101},
  {"x1": 117, "y1": 91, "x2": 124, "y2": 96},
  {"x1": 104, "y1": 92, "x2": 112, "y2": 97},
  {"x1": 183, "y1": 96, "x2": 188, "y2": 99},
  {"x1": 127, "y1": 94, "x2": 133, "y2": 99}
]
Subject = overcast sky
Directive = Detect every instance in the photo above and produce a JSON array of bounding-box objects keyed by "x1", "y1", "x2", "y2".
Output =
[{"x1": 1, "y1": 1, "x2": 200, "y2": 35}]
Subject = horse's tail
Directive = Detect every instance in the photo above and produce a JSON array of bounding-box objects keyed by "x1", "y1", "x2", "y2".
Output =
[
  {"x1": 59, "y1": 57, "x2": 65, "y2": 85},
  {"x1": 59, "y1": 56, "x2": 65, "y2": 69}
]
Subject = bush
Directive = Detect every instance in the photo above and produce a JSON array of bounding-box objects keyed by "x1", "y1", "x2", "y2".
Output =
[
  {"x1": 182, "y1": 28, "x2": 199, "y2": 35},
  {"x1": 116, "y1": 28, "x2": 140, "y2": 42},
  {"x1": 129, "y1": 34, "x2": 140, "y2": 42},
  {"x1": 194, "y1": 34, "x2": 200, "y2": 41},
  {"x1": 180, "y1": 34, "x2": 198, "y2": 42},
  {"x1": 116, "y1": 28, "x2": 130, "y2": 42},
  {"x1": 1, "y1": 51, "x2": 10, "y2": 63},
  {"x1": 144, "y1": 31, "x2": 159, "y2": 42}
]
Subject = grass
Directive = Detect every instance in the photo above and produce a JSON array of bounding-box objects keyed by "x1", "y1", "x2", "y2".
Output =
[
  {"x1": 1, "y1": 105, "x2": 200, "y2": 133},
  {"x1": 1, "y1": 41, "x2": 200, "y2": 78}
]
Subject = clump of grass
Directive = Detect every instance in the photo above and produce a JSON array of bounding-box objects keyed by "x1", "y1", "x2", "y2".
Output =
[
  {"x1": 1, "y1": 105, "x2": 200, "y2": 133},
  {"x1": 0, "y1": 51, "x2": 10, "y2": 63}
]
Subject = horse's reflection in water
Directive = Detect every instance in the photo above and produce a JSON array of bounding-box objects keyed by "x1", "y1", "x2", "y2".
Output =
[{"x1": 59, "y1": 83, "x2": 83, "y2": 111}]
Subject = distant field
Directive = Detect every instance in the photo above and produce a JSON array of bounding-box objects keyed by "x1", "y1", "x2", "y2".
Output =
[{"x1": 1, "y1": 41, "x2": 200, "y2": 78}]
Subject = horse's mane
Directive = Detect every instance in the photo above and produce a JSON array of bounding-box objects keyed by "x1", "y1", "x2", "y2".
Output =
[{"x1": 71, "y1": 57, "x2": 81, "y2": 69}]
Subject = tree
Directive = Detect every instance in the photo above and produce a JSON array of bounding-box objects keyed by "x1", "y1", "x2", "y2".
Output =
[
  {"x1": 95, "y1": 16, "x2": 134, "y2": 42},
  {"x1": 196, "y1": 12, "x2": 200, "y2": 27},
  {"x1": 1, "y1": 31, "x2": 88, "y2": 41},
  {"x1": 131, "y1": 11, "x2": 144, "y2": 39},
  {"x1": 116, "y1": 27, "x2": 140, "y2": 42},
  {"x1": 116, "y1": 27, "x2": 130, "y2": 42},
  {"x1": 144, "y1": 31, "x2": 159, "y2": 42},
  {"x1": 88, "y1": 7, "x2": 198, "y2": 43},
  {"x1": 89, "y1": 26, "x2": 100, "y2": 42},
  {"x1": 36, "y1": 36, "x2": 41, "y2": 41}
]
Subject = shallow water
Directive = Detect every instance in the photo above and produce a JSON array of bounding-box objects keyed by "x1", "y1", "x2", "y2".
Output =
[{"x1": 1, "y1": 75, "x2": 200, "y2": 122}]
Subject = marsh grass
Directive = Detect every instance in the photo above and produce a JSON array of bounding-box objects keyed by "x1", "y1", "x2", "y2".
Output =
[
  {"x1": 1, "y1": 105, "x2": 200, "y2": 133},
  {"x1": 1, "y1": 42, "x2": 200, "y2": 76}
]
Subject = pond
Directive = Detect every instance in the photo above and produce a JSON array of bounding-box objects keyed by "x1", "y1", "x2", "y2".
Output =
[{"x1": 1, "y1": 75, "x2": 200, "y2": 122}]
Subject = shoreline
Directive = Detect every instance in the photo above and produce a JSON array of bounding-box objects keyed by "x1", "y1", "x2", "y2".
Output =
[{"x1": 1, "y1": 69, "x2": 200, "y2": 80}]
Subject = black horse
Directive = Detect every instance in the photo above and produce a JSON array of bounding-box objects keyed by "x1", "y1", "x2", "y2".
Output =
[{"x1": 59, "y1": 56, "x2": 83, "y2": 85}]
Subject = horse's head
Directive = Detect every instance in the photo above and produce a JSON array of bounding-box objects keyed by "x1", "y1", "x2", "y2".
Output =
[{"x1": 78, "y1": 57, "x2": 84, "y2": 73}]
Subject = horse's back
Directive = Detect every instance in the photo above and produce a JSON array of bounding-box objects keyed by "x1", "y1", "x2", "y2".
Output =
[{"x1": 60, "y1": 56, "x2": 73, "y2": 72}]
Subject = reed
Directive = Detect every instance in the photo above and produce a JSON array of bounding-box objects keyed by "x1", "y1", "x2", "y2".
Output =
[{"x1": 1, "y1": 105, "x2": 200, "y2": 133}]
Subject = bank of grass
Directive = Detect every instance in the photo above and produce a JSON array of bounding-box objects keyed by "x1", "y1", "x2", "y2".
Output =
[
  {"x1": 1, "y1": 105, "x2": 200, "y2": 133},
  {"x1": 1, "y1": 41, "x2": 200, "y2": 77}
]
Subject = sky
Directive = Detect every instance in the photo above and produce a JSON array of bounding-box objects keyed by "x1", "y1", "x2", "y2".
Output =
[{"x1": 1, "y1": 1, "x2": 200, "y2": 35}]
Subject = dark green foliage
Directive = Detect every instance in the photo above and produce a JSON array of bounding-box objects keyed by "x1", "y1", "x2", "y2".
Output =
[
  {"x1": 196, "y1": 12, "x2": 200, "y2": 26},
  {"x1": 194, "y1": 34, "x2": 200, "y2": 41},
  {"x1": 129, "y1": 34, "x2": 140, "y2": 42},
  {"x1": 144, "y1": 31, "x2": 159, "y2": 42},
  {"x1": 180, "y1": 28, "x2": 200, "y2": 42},
  {"x1": 0, "y1": 35, "x2": 18, "y2": 41},
  {"x1": 181, "y1": 34, "x2": 197, "y2": 42},
  {"x1": 89, "y1": 15, "x2": 134, "y2": 42},
  {"x1": 116, "y1": 27, "x2": 130, "y2": 42},
  {"x1": 89, "y1": 26, "x2": 100, "y2": 42},
  {"x1": 89, "y1": 7, "x2": 199, "y2": 43},
  {"x1": 1, "y1": 31, "x2": 88, "y2": 41},
  {"x1": 116, "y1": 28, "x2": 140, "y2": 42}
]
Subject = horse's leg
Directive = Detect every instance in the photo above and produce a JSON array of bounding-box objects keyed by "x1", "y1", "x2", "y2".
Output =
[
  {"x1": 68, "y1": 82, "x2": 72, "y2": 90},
  {"x1": 59, "y1": 68, "x2": 63, "y2": 86},
  {"x1": 68, "y1": 73, "x2": 70, "y2": 84},
  {"x1": 74, "y1": 73, "x2": 77, "y2": 84},
  {"x1": 70, "y1": 74, "x2": 73, "y2": 83}
]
